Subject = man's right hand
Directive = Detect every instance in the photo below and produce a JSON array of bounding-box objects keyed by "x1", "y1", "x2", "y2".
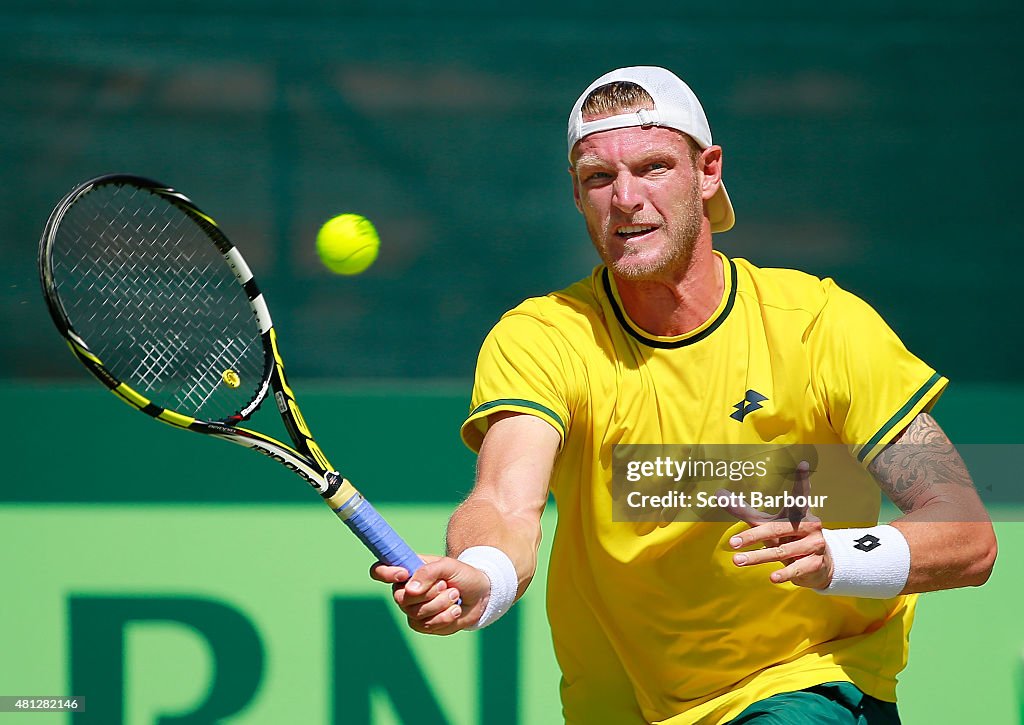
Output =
[{"x1": 370, "y1": 555, "x2": 492, "y2": 635}]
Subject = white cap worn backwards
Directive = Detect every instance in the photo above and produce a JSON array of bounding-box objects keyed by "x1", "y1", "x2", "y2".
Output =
[{"x1": 567, "y1": 66, "x2": 735, "y2": 233}]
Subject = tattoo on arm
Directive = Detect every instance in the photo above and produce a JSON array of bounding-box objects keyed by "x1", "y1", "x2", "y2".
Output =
[{"x1": 868, "y1": 412, "x2": 974, "y2": 514}]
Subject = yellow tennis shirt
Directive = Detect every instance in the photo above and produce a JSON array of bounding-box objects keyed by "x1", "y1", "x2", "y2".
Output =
[{"x1": 461, "y1": 252, "x2": 947, "y2": 724}]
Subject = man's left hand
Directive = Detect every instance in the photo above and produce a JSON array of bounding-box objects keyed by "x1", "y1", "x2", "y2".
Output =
[{"x1": 724, "y1": 461, "x2": 834, "y2": 590}]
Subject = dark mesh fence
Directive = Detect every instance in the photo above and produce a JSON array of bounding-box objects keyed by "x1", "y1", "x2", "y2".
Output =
[{"x1": 3, "y1": 2, "x2": 1021, "y2": 379}]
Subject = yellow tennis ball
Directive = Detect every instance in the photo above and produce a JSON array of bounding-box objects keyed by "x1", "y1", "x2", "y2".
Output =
[{"x1": 316, "y1": 214, "x2": 380, "y2": 275}]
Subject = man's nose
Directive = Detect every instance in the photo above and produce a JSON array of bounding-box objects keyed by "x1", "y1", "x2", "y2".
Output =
[{"x1": 611, "y1": 173, "x2": 644, "y2": 214}]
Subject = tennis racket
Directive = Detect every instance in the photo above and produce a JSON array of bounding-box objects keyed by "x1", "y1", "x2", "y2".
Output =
[{"x1": 38, "y1": 173, "x2": 423, "y2": 575}]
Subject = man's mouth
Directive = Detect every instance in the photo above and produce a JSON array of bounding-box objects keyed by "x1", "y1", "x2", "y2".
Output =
[{"x1": 615, "y1": 224, "x2": 658, "y2": 240}]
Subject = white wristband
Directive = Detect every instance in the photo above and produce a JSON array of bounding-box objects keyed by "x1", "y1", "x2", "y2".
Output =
[
  {"x1": 457, "y1": 546, "x2": 519, "y2": 630},
  {"x1": 818, "y1": 525, "x2": 911, "y2": 599}
]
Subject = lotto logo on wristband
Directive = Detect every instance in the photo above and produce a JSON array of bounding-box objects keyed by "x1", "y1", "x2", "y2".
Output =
[
  {"x1": 819, "y1": 526, "x2": 911, "y2": 598},
  {"x1": 853, "y1": 534, "x2": 882, "y2": 552}
]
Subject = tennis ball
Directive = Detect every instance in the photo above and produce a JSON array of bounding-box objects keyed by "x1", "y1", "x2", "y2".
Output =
[{"x1": 316, "y1": 214, "x2": 380, "y2": 275}]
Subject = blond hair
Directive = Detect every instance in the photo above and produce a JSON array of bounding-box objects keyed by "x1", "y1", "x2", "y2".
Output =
[
  {"x1": 580, "y1": 81, "x2": 655, "y2": 118},
  {"x1": 580, "y1": 81, "x2": 700, "y2": 163}
]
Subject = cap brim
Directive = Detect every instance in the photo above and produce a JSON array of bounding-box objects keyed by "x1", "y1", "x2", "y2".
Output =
[{"x1": 708, "y1": 183, "x2": 735, "y2": 233}]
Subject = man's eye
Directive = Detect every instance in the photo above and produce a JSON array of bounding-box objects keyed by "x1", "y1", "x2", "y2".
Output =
[{"x1": 584, "y1": 171, "x2": 611, "y2": 183}]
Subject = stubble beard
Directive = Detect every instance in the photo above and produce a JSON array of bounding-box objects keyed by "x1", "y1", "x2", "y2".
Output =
[{"x1": 589, "y1": 176, "x2": 704, "y2": 282}]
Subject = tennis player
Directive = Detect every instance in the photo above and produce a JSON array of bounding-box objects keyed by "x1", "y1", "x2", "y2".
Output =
[{"x1": 371, "y1": 66, "x2": 996, "y2": 723}]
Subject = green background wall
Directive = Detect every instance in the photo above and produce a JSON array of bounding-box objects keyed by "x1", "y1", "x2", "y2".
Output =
[
  {"x1": 2, "y1": 1, "x2": 1022, "y2": 382},
  {"x1": 1, "y1": 383, "x2": 1022, "y2": 724}
]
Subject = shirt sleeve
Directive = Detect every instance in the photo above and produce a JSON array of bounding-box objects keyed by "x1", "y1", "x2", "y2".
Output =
[
  {"x1": 460, "y1": 308, "x2": 581, "y2": 453},
  {"x1": 807, "y1": 280, "x2": 948, "y2": 465}
]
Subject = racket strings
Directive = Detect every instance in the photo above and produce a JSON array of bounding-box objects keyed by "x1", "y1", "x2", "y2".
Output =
[{"x1": 49, "y1": 183, "x2": 267, "y2": 421}]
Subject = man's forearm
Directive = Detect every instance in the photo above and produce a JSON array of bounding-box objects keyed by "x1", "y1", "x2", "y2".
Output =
[
  {"x1": 446, "y1": 493, "x2": 542, "y2": 598},
  {"x1": 869, "y1": 413, "x2": 997, "y2": 593},
  {"x1": 889, "y1": 518, "x2": 996, "y2": 592},
  {"x1": 445, "y1": 412, "x2": 559, "y2": 599}
]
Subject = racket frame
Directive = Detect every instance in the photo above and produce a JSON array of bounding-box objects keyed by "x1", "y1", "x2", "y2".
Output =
[{"x1": 38, "y1": 174, "x2": 423, "y2": 570}]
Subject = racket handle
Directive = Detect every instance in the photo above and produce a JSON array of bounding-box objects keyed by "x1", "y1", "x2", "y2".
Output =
[{"x1": 337, "y1": 495, "x2": 425, "y2": 575}]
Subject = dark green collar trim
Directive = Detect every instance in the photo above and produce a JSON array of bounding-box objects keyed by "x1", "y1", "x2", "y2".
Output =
[
  {"x1": 601, "y1": 257, "x2": 738, "y2": 350},
  {"x1": 469, "y1": 398, "x2": 567, "y2": 437},
  {"x1": 857, "y1": 372, "x2": 943, "y2": 462}
]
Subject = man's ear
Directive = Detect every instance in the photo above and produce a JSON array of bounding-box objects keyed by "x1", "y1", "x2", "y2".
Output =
[{"x1": 699, "y1": 146, "x2": 723, "y2": 202}]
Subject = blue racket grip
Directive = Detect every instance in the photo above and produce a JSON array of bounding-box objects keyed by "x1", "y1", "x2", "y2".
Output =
[{"x1": 339, "y1": 495, "x2": 425, "y2": 575}]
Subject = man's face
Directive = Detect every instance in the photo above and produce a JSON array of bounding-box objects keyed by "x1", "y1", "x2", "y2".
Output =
[{"x1": 571, "y1": 125, "x2": 704, "y2": 281}]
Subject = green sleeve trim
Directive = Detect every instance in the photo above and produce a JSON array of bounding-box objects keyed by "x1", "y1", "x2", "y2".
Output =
[
  {"x1": 467, "y1": 398, "x2": 567, "y2": 438},
  {"x1": 857, "y1": 372, "x2": 944, "y2": 463}
]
